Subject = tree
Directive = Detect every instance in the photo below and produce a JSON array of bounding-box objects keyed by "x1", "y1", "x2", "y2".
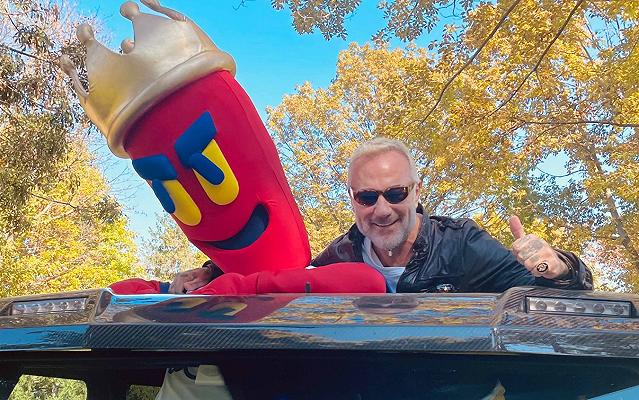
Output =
[
  {"x1": 271, "y1": 0, "x2": 477, "y2": 41},
  {"x1": 1, "y1": 2, "x2": 142, "y2": 397},
  {"x1": 9, "y1": 376, "x2": 85, "y2": 400},
  {"x1": 0, "y1": 0, "x2": 141, "y2": 298},
  {"x1": 268, "y1": 42, "x2": 528, "y2": 255},
  {"x1": 452, "y1": 0, "x2": 639, "y2": 281},
  {"x1": 143, "y1": 214, "x2": 209, "y2": 281},
  {"x1": 268, "y1": 0, "x2": 639, "y2": 289},
  {"x1": 0, "y1": 142, "x2": 141, "y2": 297},
  {"x1": 0, "y1": 0, "x2": 106, "y2": 236}
]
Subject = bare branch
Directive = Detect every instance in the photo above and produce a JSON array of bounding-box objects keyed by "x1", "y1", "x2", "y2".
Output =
[
  {"x1": 535, "y1": 166, "x2": 587, "y2": 178},
  {"x1": 0, "y1": 44, "x2": 55, "y2": 64},
  {"x1": 517, "y1": 117, "x2": 639, "y2": 128},
  {"x1": 27, "y1": 191, "x2": 80, "y2": 211}
]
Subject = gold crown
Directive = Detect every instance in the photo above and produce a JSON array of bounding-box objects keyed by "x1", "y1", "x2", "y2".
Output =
[{"x1": 60, "y1": 0, "x2": 236, "y2": 158}]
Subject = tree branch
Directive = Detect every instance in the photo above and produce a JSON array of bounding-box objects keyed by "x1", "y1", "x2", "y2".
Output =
[
  {"x1": 0, "y1": 78, "x2": 55, "y2": 112},
  {"x1": 417, "y1": 0, "x2": 523, "y2": 125},
  {"x1": 28, "y1": 191, "x2": 80, "y2": 211},
  {"x1": 517, "y1": 117, "x2": 639, "y2": 128},
  {"x1": 0, "y1": 44, "x2": 54, "y2": 64},
  {"x1": 535, "y1": 166, "x2": 587, "y2": 178},
  {"x1": 484, "y1": 0, "x2": 587, "y2": 118},
  {"x1": 582, "y1": 144, "x2": 639, "y2": 271}
]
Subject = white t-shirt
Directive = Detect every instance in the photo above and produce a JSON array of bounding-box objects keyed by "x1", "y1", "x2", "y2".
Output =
[
  {"x1": 155, "y1": 366, "x2": 232, "y2": 400},
  {"x1": 362, "y1": 237, "x2": 405, "y2": 293}
]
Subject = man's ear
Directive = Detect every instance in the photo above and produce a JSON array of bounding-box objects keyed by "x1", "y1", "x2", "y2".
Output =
[
  {"x1": 347, "y1": 185, "x2": 356, "y2": 210},
  {"x1": 350, "y1": 197, "x2": 357, "y2": 211},
  {"x1": 414, "y1": 182, "x2": 422, "y2": 206}
]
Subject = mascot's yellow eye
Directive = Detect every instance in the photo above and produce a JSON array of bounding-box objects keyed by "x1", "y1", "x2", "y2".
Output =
[
  {"x1": 174, "y1": 111, "x2": 239, "y2": 205},
  {"x1": 162, "y1": 180, "x2": 202, "y2": 225},
  {"x1": 131, "y1": 154, "x2": 202, "y2": 226},
  {"x1": 194, "y1": 140, "x2": 239, "y2": 205}
]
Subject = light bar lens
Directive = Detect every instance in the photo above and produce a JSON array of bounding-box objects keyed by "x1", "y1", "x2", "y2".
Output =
[
  {"x1": 526, "y1": 296, "x2": 632, "y2": 317},
  {"x1": 10, "y1": 297, "x2": 88, "y2": 315}
]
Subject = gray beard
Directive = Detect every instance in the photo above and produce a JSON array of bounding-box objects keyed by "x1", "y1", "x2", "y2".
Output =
[{"x1": 371, "y1": 228, "x2": 410, "y2": 254}]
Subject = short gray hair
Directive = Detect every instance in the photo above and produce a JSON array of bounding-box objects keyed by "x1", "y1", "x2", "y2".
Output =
[{"x1": 347, "y1": 137, "x2": 419, "y2": 184}]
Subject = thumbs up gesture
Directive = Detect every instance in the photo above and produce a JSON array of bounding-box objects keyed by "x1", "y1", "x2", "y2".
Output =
[{"x1": 509, "y1": 215, "x2": 569, "y2": 279}]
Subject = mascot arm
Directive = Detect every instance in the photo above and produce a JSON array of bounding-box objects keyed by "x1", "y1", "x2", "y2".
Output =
[
  {"x1": 109, "y1": 263, "x2": 386, "y2": 295},
  {"x1": 109, "y1": 278, "x2": 167, "y2": 294},
  {"x1": 190, "y1": 263, "x2": 386, "y2": 295}
]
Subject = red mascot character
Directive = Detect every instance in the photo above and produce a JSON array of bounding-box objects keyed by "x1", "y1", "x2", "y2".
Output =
[{"x1": 61, "y1": 0, "x2": 384, "y2": 295}]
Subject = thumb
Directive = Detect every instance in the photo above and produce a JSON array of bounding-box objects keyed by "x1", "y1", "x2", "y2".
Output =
[{"x1": 509, "y1": 215, "x2": 526, "y2": 240}]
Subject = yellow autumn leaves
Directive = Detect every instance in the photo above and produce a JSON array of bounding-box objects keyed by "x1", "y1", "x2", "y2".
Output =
[{"x1": 269, "y1": 0, "x2": 639, "y2": 290}]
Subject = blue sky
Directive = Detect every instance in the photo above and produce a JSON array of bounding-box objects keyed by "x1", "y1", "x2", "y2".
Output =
[{"x1": 73, "y1": 0, "x2": 432, "y2": 246}]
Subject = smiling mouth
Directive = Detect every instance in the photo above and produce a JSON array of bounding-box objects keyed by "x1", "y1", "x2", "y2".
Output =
[
  {"x1": 373, "y1": 220, "x2": 398, "y2": 228},
  {"x1": 196, "y1": 204, "x2": 269, "y2": 250}
]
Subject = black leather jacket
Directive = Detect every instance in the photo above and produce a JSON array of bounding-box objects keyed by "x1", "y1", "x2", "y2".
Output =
[{"x1": 312, "y1": 214, "x2": 593, "y2": 293}]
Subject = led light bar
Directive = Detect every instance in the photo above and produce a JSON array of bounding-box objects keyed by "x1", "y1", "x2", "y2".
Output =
[
  {"x1": 526, "y1": 296, "x2": 632, "y2": 318},
  {"x1": 10, "y1": 297, "x2": 88, "y2": 315}
]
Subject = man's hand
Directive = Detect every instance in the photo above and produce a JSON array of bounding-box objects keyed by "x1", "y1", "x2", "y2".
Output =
[
  {"x1": 168, "y1": 267, "x2": 215, "y2": 294},
  {"x1": 509, "y1": 215, "x2": 569, "y2": 279}
]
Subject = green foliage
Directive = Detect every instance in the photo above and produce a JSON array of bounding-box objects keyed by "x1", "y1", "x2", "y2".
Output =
[
  {"x1": 127, "y1": 385, "x2": 160, "y2": 400},
  {"x1": 9, "y1": 376, "x2": 86, "y2": 400},
  {"x1": 0, "y1": 0, "x2": 141, "y2": 297},
  {"x1": 8, "y1": 377, "x2": 160, "y2": 399},
  {"x1": 0, "y1": 0, "x2": 95, "y2": 235}
]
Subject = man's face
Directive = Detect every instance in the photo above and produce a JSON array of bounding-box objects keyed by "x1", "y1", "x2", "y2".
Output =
[{"x1": 349, "y1": 150, "x2": 419, "y2": 251}]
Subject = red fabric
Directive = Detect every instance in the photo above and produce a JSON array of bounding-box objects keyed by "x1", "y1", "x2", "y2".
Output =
[
  {"x1": 189, "y1": 273, "x2": 256, "y2": 295},
  {"x1": 124, "y1": 70, "x2": 310, "y2": 275},
  {"x1": 109, "y1": 278, "x2": 162, "y2": 294},
  {"x1": 109, "y1": 262, "x2": 386, "y2": 295},
  {"x1": 190, "y1": 263, "x2": 386, "y2": 295}
]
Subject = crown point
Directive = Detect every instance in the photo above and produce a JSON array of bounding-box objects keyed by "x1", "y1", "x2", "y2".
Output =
[
  {"x1": 121, "y1": 39, "x2": 135, "y2": 54},
  {"x1": 140, "y1": 0, "x2": 185, "y2": 21},
  {"x1": 59, "y1": 55, "x2": 75, "y2": 75},
  {"x1": 120, "y1": 2, "x2": 140, "y2": 20},
  {"x1": 77, "y1": 24, "x2": 95, "y2": 44},
  {"x1": 58, "y1": 55, "x2": 89, "y2": 99}
]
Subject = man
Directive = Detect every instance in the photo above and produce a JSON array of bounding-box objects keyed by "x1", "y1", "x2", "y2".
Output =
[
  {"x1": 170, "y1": 137, "x2": 592, "y2": 294},
  {"x1": 311, "y1": 137, "x2": 592, "y2": 293}
]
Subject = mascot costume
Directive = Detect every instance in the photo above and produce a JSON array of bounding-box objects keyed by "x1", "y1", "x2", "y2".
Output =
[{"x1": 60, "y1": 0, "x2": 385, "y2": 295}]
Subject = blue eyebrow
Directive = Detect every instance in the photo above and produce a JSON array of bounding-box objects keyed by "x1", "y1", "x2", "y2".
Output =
[
  {"x1": 174, "y1": 112, "x2": 217, "y2": 166},
  {"x1": 174, "y1": 111, "x2": 224, "y2": 184},
  {"x1": 131, "y1": 155, "x2": 178, "y2": 214},
  {"x1": 131, "y1": 154, "x2": 178, "y2": 180}
]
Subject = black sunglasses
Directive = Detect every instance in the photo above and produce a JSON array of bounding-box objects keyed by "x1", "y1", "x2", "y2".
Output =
[{"x1": 349, "y1": 183, "x2": 416, "y2": 207}]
